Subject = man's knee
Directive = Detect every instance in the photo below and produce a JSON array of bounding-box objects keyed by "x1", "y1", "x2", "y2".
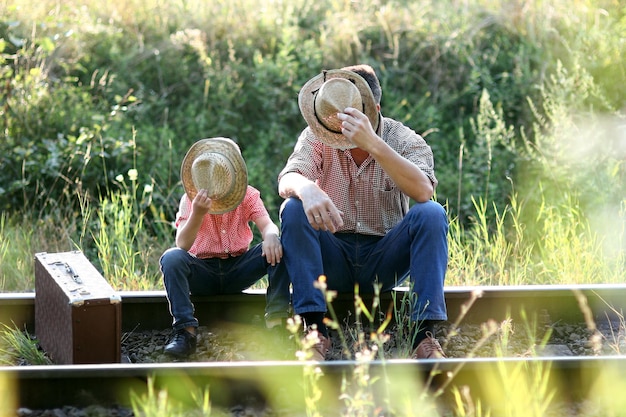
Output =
[
  {"x1": 409, "y1": 201, "x2": 447, "y2": 221},
  {"x1": 407, "y1": 201, "x2": 448, "y2": 235},
  {"x1": 280, "y1": 197, "x2": 305, "y2": 226}
]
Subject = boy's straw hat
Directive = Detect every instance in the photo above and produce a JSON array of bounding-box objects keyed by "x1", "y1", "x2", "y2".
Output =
[
  {"x1": 298, "y1": 69, "x2": 380, "y2": 149},
  {"x1": 180, "y1": 137, "x2": 247, "y2": 214}
]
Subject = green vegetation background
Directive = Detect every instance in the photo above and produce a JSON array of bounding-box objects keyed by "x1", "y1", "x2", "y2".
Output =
[{"x1": 0, "y1": 0, "x2": 624, "y2": 291}]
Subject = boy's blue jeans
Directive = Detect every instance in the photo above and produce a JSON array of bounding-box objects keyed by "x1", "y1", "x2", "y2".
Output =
[
  {"x1": 160, "y1": 245, "x2": 291, "y2": 331},
  {"x1": 279, "y1": 198, "x2": 448, "y2": 322}
]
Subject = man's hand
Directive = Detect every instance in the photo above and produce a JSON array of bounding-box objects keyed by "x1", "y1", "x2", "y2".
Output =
[
  {"x1": 299, "y1": 183, "x2": 344, "y2": 233},
  {"x1": 337, "y1": 107, "x2": 379, "y2": 152},
  {"x1": 338, "y1": 107, "x2": 435, "y2": 202}
]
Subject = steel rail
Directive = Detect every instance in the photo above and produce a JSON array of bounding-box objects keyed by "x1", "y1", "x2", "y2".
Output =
[
  {"x1": 2, "y1": 284, "x2": 625, "y2": 332},
  {"x1": 2, "y1": 356, "x2": 626, "y2": 412}
]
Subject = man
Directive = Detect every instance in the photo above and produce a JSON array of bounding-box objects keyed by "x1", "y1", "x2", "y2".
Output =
[
  {"x1": 160, "y1": 137, "x2": 290, "y2": 358},
  {"x1": 278, "y1": 64, "x2": 448, "y2": 361}
]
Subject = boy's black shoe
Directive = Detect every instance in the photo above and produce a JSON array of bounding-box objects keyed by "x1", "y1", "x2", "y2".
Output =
[{"x1": 164, "y1": 329, "x2": 197, "y2": 358}]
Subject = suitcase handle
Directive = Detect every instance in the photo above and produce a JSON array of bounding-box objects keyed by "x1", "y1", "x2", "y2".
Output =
[{"x1": 50, "y1": 261, "x2": 84, "y2": 284}]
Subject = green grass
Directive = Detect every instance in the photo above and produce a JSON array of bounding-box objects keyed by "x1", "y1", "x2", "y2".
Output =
[
  {"x1": 0, "y1": 323, "x2": 51, "y2": 365},
  {"x1": 1, "y1": 179, "x2": 623, "y2": 292},
  {"x1": 0, "y1": 212, "x2": 78, "y2": 292}
]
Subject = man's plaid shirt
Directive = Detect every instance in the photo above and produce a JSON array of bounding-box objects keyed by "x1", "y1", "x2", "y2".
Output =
[{"x1": 279, "y1": 116, "x2": 437, "y2": 236}]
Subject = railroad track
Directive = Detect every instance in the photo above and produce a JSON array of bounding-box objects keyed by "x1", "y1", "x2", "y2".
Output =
[{"x1": 1, "y1": 284, "x2": 626, "y2": 414}]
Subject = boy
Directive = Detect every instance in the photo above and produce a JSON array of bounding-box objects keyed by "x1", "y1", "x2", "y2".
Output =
[{"x1": 160, "y1": 137, "x2": 290, "y2": 358}]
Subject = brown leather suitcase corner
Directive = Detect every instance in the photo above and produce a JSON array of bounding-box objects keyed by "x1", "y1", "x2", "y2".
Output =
[{"x1": 34, "y1": 251, "x2": 122, "y2": 364}]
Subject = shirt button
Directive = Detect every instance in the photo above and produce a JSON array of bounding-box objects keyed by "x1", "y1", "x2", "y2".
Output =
[
  {"x1": 355, "y1": 200, "x2": 359, "y2": 205},
  {"x1": 357, "y1": 222, "x2": 361, "y2": 227},
  {"x1": 221, "y1": 229, "x2": 226, "y2": 234}
]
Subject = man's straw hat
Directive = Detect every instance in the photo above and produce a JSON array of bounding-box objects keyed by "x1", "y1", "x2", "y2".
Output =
[
  {"x1": 180, "y1": 137, "x2": 248, "y2": 214},
  {"x1": 298, "y1": 69, "x2": 380, "y2": 149}
]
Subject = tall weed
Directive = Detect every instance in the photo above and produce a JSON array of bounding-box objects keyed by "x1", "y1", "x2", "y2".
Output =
[
  {"x1": 447, "y1": 193, "x2": 533, "y2": 286},
  {"x1": 93, "y1": 168, "x2": 163, "y2": 290},
  {"x1": 130, "y1": 375, "x2": 215, "y2": 417},
  {"x1": 289, "y1": 278, "x2": 441, "y2": 416}
]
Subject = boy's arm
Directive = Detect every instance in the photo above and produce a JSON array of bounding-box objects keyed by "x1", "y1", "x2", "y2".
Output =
[
  {"x1": 176, "y1": 189, "x2": 212, "y2": 251},
  {"x1": 254, "y1": 215, "x2": 282, "y2": 266}
]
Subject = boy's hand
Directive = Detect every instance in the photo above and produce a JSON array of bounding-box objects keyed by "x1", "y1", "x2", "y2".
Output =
[
  {"x1": 191, "y1": 189, "x2": 213, "y2": 215},
  {"x1": 262, "y1": 233, "x2": 283, "y2": 266}
]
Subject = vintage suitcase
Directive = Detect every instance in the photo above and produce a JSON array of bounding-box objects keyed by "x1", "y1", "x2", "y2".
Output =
[{"x1": 34, "y1": 251, "x2": 122, "y2": 364}]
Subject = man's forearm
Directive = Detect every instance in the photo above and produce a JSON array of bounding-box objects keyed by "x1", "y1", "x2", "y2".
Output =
[
  {"x1": 369, "y1": 140, "x2": 434, "y2": 202},
  {"x1": 278, "y1": 172, "x2": 311, "y2": 199}
]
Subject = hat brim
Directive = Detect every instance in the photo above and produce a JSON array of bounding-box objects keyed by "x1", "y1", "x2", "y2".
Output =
[
  {"x1": 298, "y1": 69, "x2": 380, "y2": 150},
  {"x1": 180, "y1": 138, "x2": 248, "y2": 214}
]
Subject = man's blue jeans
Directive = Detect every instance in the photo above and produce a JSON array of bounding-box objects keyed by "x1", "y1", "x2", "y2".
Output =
[
  {"x1": 160, "y1": 245, "x2": 291, "y2": 331},
  {"x1": 279, "y1": 198, "x2": 448, "y2": 322}
]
